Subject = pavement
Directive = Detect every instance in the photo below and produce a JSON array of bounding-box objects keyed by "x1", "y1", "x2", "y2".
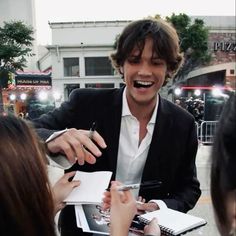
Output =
[
  {"x1": 48, "y1": 144, "x2": 220, "y2": 236},
  {"x1": 187, "y1": 144, "x2": 220, "y2": 236}
]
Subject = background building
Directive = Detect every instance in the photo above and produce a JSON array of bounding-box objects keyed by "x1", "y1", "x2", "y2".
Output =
[
  {"x1": 0, "y1": 0, "x2": 38, "y2": 71},
  {"x1": 38, "y1": 16, "x2": 235, "y2": 107},
  {"x1": 38, "y1": 20, "x2": 130, "y2": 102},
  {"x1": 172, "y1": 16, "x2": 235, "y2": 121},
  {"x1": 0, "y1": 0, "x2": 54, "y2": 117}
]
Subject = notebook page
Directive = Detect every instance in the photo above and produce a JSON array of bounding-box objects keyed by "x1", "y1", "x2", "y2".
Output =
[{"x1": 138, "y1": 208, "x2": 206, "y2": 235}]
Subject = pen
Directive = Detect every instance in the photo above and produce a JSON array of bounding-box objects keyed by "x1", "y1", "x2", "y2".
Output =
[
  {"x1": 117, "y1": 183, "x2": 140, "y2": 191},
  {"x1": 88, "y1": 122, "x2": 96, "y2": 139},
  {"x1": 106, "y1": 180, "x2": 162, "y2": 191}
]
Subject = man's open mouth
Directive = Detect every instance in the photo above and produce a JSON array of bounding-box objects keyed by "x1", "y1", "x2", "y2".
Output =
[{"x1": 133, "y1": 80, "x2": 154, "y2": 88}]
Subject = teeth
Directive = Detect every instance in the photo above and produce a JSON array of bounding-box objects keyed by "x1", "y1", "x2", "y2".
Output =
[
  {"x1": 133, "y1": 80, "x2": 154, "y2": 88},
  {"x1": 136, "y1": 81, "x2": 153, "y2": 85}
]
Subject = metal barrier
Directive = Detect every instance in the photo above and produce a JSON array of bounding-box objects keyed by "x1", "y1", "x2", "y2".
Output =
[
  {"x1": 199, "y1": 121, "x2": 218, "y2": 144},
  {"x1": 195, "y1": 122, "x2": 199, "y2": 140}
]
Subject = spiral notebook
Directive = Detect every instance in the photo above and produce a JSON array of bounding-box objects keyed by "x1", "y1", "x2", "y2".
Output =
[{"x1": 138, "y1": 208, "x2": 207, "y2": 236}]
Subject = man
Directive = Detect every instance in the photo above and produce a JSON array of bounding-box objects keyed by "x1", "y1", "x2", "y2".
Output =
[{"x1": 34, "y1": 18, "x2": 201, "y2": 235}]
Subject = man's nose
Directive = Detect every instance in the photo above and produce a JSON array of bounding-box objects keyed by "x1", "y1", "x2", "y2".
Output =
[{"x1": 137, "y1": 63, "x2": 152, "y2": 76}]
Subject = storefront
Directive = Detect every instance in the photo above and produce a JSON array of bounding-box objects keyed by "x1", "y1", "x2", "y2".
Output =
[
  {"x1": 171, "y1": 25, "x2": 235, "y2": 121},
  {"x1": 2, "y1": 71, "x2": 54, "y2": 119}
]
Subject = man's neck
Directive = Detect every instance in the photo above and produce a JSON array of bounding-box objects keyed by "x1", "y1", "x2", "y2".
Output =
[
  {"x1": 127, "y1": 97, "x2": 157, "y2": 145},
  {"x1": 128, "y1": 99, "x2": 157, "y2": 123}
]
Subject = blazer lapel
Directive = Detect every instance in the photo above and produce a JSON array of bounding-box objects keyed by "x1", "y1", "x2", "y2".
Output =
[
  {"x1": 141, "y1": 97, "x2": 173, "y2": 182},
  {"x1": 102, "y1": 88, "x2": 124, "y2": 178}
]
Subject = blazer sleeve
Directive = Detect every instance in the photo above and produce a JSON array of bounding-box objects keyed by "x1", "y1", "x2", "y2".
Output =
[
  {"x1": 162, "y1": 119, "x2": 201, "y2": 213},
  {"x1": 32, "y1": 89, "x2": 82, "y2": 141}
]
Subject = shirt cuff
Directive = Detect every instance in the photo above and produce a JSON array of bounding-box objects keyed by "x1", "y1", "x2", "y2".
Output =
[
  {"x1": 46, "y1": 129, "x2": 68, "y2": 143},
  {"x1": 149, "y1": 200, "x2": 168, "y2": 210}
]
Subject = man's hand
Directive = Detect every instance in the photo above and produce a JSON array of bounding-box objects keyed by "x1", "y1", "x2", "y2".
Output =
[
  {"x1": 137, "y1": 201, "x2": 159, "y2": 212},
  {"x1": 47, "y1": 128, "x2": 107, "y2": 165},
  {"x1": 102, "y1": 192, "x2": 158, "y2": 213}
]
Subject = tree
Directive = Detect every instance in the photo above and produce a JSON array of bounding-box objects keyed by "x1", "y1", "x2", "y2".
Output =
[
  {"x1": 0, "y1": 21, "x2": 34, "y2": 113},
  {"x1": 165, "y1": 13, "x2": 211, "y2": 82}
]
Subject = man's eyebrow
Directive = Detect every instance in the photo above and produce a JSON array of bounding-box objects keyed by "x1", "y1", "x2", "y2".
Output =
[
  {"x1": 127, "y1": 54, "x2": 140, "y2": 58},
  {"x1": 151, "y1": 56, "x2": 164, "y2": 60}
]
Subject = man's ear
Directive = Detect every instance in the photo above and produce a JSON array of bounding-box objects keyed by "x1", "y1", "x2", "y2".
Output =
[{"x1": 119, "y1": 67, "x2": 124, "y2": 74}]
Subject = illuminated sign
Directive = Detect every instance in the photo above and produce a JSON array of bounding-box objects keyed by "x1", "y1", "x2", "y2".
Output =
[{"x1": 15, "y1": 76, "x2": 51, "y2": 87}]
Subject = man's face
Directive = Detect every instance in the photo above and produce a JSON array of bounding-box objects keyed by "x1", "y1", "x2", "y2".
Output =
[{"x1": 122, "y1": 37, "x2": 168, "y2": 107}]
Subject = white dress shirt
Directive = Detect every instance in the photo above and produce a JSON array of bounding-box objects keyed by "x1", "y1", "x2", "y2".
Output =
[{"x1": 115, "y1": 88, "x2": 158, "y2": 198}]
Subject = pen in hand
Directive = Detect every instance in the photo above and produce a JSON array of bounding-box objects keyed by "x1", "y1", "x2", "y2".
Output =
[
  {"x1": 106, "y1": 180, "x2": 162, "y2": 191},
  {"x1": 88, "y1": 122, "x2": 96, "y2": 139}
]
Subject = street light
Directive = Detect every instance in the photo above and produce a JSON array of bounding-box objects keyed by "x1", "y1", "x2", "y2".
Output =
[
  {"x1": 20, "y1": 93, "x2": 27, "y2": 101},
  {"x1": 9, "y1": 94, "x2": 16, "y2": 101},
  {"x1": 174, "y1": 88, "x2": 182, "y2": 96},
  {"x1": 38, "y1": 91, "x2": 48, "y2": 101},
  {"x1": 212, "y1": 87, "x2": 222, "y2": 97},
  {"x1": 194, "y1": 89, "x2": 201, "y2": 97}
]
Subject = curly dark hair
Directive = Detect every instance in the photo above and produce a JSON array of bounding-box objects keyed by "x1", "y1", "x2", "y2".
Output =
[{"x1": 110, "y1": 18, "x2": 183, "y2": 84}]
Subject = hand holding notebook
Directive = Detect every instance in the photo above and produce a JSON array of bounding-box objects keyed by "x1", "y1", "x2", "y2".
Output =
[{"x1": 138, "y1": 207, "x2": 207, "y2": 236}]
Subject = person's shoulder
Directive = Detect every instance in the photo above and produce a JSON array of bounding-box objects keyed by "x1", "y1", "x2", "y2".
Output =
[
  {"x1": 70, "y1": 88, "x2": 120, "y2": 96},
  {"x1": 161, "y1": 97, "x2": 194, "y2": 121},
  {"x1": 69, "y1": 88, "x2": 122, "y2": 105}
]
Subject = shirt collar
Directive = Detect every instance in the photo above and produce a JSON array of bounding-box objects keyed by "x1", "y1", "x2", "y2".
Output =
[
  {"x1": 122, "y1": 87, "x2": 159, "y2": 124},
  {"x1": 122, "y1": 87, "x2": 132, "y2": 117}
]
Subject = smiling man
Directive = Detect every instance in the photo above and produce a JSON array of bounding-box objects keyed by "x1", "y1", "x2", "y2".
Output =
[{"x1": 33, "y1": 18, "x2": 201, "y2": 236}]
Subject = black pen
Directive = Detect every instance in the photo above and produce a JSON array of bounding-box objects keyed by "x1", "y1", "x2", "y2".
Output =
[{"x1": 88, "y1": 122, "x2": 96, "y2": 139}]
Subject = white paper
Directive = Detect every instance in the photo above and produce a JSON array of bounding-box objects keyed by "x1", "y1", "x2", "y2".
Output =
[{"x1": 64, "y1": 171, "x2": 112, "y2": 204}]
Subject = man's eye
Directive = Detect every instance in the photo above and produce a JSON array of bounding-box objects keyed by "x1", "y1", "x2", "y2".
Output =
[
  {"x1": 128, "y1": 57, "x2": 140, "y2": 64},
  {"x1": 152, "y1": 60, "x2": 165, "y2": 66}
]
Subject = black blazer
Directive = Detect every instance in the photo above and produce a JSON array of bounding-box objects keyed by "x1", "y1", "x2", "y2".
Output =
[{"x1": 34, "y1": 87, "x2": 201, "y2": 212}]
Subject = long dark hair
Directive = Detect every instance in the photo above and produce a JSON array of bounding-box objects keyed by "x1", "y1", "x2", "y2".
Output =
[
  {"x1": 0, "y1": 115, "x2": 55, "y2": 236},
  {"x1": 210, "y1": 93, "x2": 236, "y2": 233}
]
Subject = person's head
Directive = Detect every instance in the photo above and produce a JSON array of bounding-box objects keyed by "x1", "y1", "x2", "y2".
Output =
[
  {"x1": 0, "y1": 115, "x2": 55, "y2": 236},
  {"x1": 18, "y1": 112, "x2": 24, "y2": 118},
  {"x1": 211, "y1": 94, "x2": 236, "y2": 236},
  {"x1": 175, "y1": 99, "x2": 181, "y2": 105},
  {"x1": 110, "y1": 18, "x2": 183, "y2": 107}
]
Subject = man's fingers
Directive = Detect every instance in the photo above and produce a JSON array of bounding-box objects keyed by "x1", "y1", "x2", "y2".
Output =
[
  {"x1": 90, "y1": 131, "x2": 107, "y2": 149},
  {"x1": 137, "y1": 202, "x2": 159, "y2": 212},
  {"x1": 78, "y1": 133, "x2": 103, "y2": 157},
  {"x1": 60, "y1": 131, "x2": 97, "y2": 165},
  {"x1": 83, "y1": 150, "x2": 97, "y2": 164},
  {"x1": 48, "y1": 128, "x2": 106, "y2": 165},
  {"x1": 59, "y1": 141, "x2": 78, "y2": 164}
]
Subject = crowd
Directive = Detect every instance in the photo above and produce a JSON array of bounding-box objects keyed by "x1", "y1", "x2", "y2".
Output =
[
  {"x1": 0, "y1": 17, "x2": 235, "y2": 236},
  {"x1": 175, "y1": 97, "x2": 204, "y2": 124}
]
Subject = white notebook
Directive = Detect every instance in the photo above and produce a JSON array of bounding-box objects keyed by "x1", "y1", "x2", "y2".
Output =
[
  {"x1": 138, "y1": 208, "x2": 207, "y2": 236},
  {"x1": 63, "y1": 171, "x2": 112, "y2": 204}
]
